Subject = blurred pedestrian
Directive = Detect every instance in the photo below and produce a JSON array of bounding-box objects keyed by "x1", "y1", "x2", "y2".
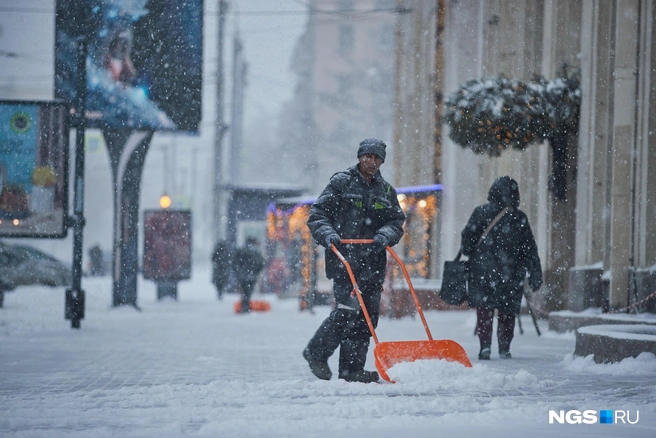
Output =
[
  {"x1": 88, "y1": 244, "x2": 105, "y2": 277},
  {"x1": 211, "y1": 240, "x2": 232, "y2": 300},
  {"x1": 461, "y1": 176, "x2": 543, "y2": 360},
  {"x1": 233, "y1": 237, "x2": 265, "y2": 313},
  {"x1": 303, "y1": 138, "x2": 405, "y2": 383}
]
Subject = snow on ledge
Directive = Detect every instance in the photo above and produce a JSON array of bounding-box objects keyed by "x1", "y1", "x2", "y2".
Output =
[
  {"x1": 569, "y1": 262, "x2": 603, "y2": 271},
  {"x1": 577, "y1": 324, "x2": 656, "y2": 342},
  {"x1": 551, "y1": 308, "x2": 656, "y2": 323}
]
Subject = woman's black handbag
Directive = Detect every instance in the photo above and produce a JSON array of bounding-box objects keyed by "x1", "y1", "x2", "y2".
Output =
[{"x1": 440, "y1": 250, "x2": 469, "y2": 305}]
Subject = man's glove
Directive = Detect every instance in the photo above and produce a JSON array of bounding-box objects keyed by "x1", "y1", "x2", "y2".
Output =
[
  {"x1": 325, "y1": 233, "x2": 341, "y2": 248},
  {"x1": 371, "y1": 234, "x2": 389, "y2": 253}
]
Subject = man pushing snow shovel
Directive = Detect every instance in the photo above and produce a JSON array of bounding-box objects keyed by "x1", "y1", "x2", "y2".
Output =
[{"x1": 303, "y1": 138, "x2": 405, "y2": 383}]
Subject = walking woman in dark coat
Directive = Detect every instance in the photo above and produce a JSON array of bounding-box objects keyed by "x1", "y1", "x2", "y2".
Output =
[{"x1": 461, "y1": 176, "x2": 542, "y2": 360}]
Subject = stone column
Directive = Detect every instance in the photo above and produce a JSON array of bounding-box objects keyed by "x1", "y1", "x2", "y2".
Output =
[
  {"x1": 575, "y1": 0, "x2": 613, "y2": 267},
  {"x1": 541, "y1": 0, "x2": 582, "y2": 311},
  {"x1": 608, "y1": 0, "x2": 640, "y2": 309},
  {"x1": 441, "y1": 0, "x2": 487, "y2": 264},
  {"x1": 633, "y1": 0, "x2": 656, "y2": 267}
]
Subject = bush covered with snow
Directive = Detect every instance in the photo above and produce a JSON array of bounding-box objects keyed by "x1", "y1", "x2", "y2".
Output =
[{"x1": 444, "y1": 72, "x2": 581, "y2": 156}]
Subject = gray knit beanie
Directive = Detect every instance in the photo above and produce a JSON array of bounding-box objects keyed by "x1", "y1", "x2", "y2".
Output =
[{"x1": 357, "y1": 138, "x2": 386, "y2": 162}]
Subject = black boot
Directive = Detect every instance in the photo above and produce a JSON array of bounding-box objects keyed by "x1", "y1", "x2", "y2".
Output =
[
  {"x1": 303, "y1": 349, "x2": 332, "y2": 380},
  {"x1": 339, "y1": 369, "x2": 379, "y2": 383},
  {"x1": 478, "y1": 346, "x2": 491, "y2": 360},
  {"x1": 498, "y1": 340, "x2": 512, "y2": 359},
  {"x1": 497, "y1": 314, "x2": 515, "y2": 359},
  {"x1": 338, "y1": 337, "x2": 369, "y2": 376}
]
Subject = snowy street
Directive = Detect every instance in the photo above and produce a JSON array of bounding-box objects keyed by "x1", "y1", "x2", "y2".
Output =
[{"x1": 1, "y1": 264, "x2": 655, "y2": 437}]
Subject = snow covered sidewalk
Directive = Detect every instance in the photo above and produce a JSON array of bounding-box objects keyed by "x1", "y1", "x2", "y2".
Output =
[{"x1": 1, "y1": 266, "x2": 655, "y2": 437}]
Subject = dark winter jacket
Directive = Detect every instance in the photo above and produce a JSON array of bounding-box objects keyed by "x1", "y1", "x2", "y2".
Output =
[
  {"x1": 307, "y1": 164, "x2": 405, "y2": 283},
  {"x1": 461, "y1": 176, "x2": 542, "y2": 316},
  {"x1": 233, "y1": 244, "x2": 265, "y2": 284}
]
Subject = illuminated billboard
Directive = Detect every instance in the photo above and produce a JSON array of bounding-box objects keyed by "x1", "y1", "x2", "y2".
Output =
[
  {"x1": 55, "y1": 0, "x2": 203, "y2": 133},
  {"x1": 0, "y1": 100, "x2": 70, "y2": 238}
]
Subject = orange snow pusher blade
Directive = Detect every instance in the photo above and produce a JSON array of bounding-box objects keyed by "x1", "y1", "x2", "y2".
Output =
[
  {"x1": 374, "y1": 340, "x2": 472, "y2": 382},
  {"x1": 234, "y1": 300, "x2": 272, "y2": 313},
  {"x1": 333, "y1": 239, "x2": 473, "y2": 383}
]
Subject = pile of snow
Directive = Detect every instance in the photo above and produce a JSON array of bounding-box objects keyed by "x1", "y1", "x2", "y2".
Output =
[{"x1": 387, "y1": 358, "x2": 545, "y2": 391}]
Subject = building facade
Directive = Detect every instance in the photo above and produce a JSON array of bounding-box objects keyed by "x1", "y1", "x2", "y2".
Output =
[
  {"x1": 282, "y1": 0, "x2": 399, "y2": 194},
  {"x1": 395, "y1": 0, "x2": 656, "y2": 313}
]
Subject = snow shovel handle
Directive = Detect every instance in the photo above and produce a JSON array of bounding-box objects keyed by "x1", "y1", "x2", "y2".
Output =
[
  {"x1": 331, "y1": 242, "x2": 380, "y2": 344},
  {"x1": 333, "y1": 239, "x2": 434, "y2": 342},
  {"x1": 384, "y1": 246, "x2": 434, "y2": 341}
]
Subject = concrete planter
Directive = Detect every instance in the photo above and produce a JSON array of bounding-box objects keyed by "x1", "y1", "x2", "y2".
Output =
[{"x1": 575, "y1": 324, "x2": 656, "y2": 363}]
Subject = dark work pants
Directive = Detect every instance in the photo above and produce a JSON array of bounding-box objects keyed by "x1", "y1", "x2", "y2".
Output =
[
  {"x1": 476, "y1": 307, "x2": 516, "y2": 353},
  {"x1": 305, "y1": 275, "x2": 381, "y2": 376},
  {"x1": 239, "y1": 279, "x2": 257, "y2": 313}
]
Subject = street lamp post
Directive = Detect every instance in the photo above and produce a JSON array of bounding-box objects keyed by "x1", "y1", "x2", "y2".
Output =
[{"x1": 65, "y1": 36, "x2": 88, "y2": 329}]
